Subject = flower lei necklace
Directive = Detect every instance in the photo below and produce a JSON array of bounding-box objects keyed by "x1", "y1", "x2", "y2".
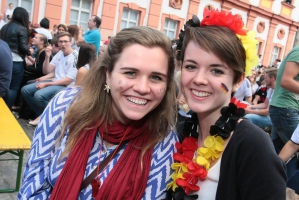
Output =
[{"x1": 165, "y1": 98, "x2": 247, "y2": 200}]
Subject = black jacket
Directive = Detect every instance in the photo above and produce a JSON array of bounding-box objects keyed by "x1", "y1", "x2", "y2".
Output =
[{"x1": 0, "y1": 21, "x2": 31, "y2": 60}]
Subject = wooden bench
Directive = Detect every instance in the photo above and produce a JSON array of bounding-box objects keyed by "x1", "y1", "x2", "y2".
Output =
[{"x1": 0, "y1": 98, "x2": 31, "y2": 193}]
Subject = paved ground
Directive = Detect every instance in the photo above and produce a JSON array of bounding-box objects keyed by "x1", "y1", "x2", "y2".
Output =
[{"x1": 0, "y1": 118, "x2": 35, "y2": 199}]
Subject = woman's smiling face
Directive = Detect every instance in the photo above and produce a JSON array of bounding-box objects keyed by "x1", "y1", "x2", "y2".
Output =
[
  {"x1": 106, "y1": 44, "x2": 169, "y2": 125},
  {"x1": 181, "y1": 40, "x2": 238, "y2": 116}
]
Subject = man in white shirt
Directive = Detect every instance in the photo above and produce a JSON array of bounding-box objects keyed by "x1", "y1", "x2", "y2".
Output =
[
  {"x1": 244, "y1": 69, "x2": 277, "y2": 128},
  {"x1": 233, "y1": 77, "x2": 252, "y2": 103},
  {"x1": 5, "y1": 3, "x2": 13, "y2": 22},
  {"x1": 35, "y1": 18, "x2": 52, "y2": 41},
  {"x1": 21, "y1": 32, "x2": 78, "y2": 118}
]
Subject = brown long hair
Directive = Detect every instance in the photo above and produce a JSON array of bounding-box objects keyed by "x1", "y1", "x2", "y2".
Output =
[
  {"x1": 60, "y1": 26, "x2": 176, "y2": 156},
  {"x1": 67, "y1": 25, "x2": 79, "y2": 41},
  {"x1": 181, "y1": 26, "x2": 246, "y2": 84}
]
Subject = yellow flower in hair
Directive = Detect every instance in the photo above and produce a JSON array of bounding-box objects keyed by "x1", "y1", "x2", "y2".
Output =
[{"x1": 238, "y1": 30, "x2": 259, "y2": 76}]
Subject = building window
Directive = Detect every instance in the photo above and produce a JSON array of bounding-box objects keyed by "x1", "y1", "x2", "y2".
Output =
[
  {"x1": 69, "y1": 0, "x2": 93, "y2": 31},
  {"x1": 10, "y1": 0, "x2": 34, "y2": 21},
  {"x1": 120, "y1": 8, "x2": 139, "y2": 30},
  {"x1": 164, "y1": 18, "x2": 177, "y2": 40},
  {"x1": 270, "y1": 46, "x2": 280, "y2": 66}
]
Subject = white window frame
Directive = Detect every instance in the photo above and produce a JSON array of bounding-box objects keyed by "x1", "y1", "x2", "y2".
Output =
[
  {"x1": 10, "y1": 0, "x2": 34, "y2": 21},
  {"x1": 120, "y1": 8, "x2": 139, "y2": 30},
  {"x1": 69, "y1": 0, "x2": 93, "y2": 31},
  {"x1": 163, "y1": 18, "x2": 177, "y2": 40},
  {"x1": 270, "y1": 46, "x2": 280, "y2": 66}
]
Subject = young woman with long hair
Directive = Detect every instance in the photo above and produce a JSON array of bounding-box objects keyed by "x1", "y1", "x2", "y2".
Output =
[
  {"x1": 68, "y1": 24, "x2": 80, "y2": 51},
  {"x1": 19, "y1": 26, "x2": 178, "y2": 200},
  {"x1": 75, "y1": 43, "x2": 96, "y2": 86},
  {"x1": 0, "y1": 7, "x2": 31, "y2": 109}
]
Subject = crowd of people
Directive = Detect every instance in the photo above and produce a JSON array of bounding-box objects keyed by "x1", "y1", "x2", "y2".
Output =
[{"x1": 0, "y1": 3, "x2": 298, "y2": 200}]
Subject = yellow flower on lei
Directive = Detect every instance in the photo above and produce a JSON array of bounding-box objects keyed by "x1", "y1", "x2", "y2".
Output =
[
  {"x1": 167, "y1": 163, "x2": 188, "y2": 190},
  {"x1": 237, "y1": 30, "x2": 259, "y2": 76},
  {"x1": 196, "y1": 136, "x2": 225, "y2": 169}
]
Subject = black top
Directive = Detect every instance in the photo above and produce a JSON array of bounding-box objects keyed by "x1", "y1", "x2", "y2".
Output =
[
  {"x1": 0, "y1": 21, "x2": 31, "y2": 59},
  {"x1": 216, "y1": 119, "x2": 286, "y2": 200},
  {"x1": 25, "y1": 50, "x2": 47, "y2": 77}
]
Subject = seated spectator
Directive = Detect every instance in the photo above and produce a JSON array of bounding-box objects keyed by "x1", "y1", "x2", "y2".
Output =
[
  {"x1": 252, "y1": 84, "x2": 268, "y2": 105},
  {"x1": 21, "y1": 32, "x2": 78, "y2": 126},
  {"x1": 0, "y1": 39, "x2": 12, "y2": 97},
  {"x1": 57, "y1": 24, "x2": 68, "y2": 35},
  {"x1": 244, "y1": 69, "x2": 277, "y2": 128},
  {"x1": 75, "y1": 43, "x2": 96, "y2": 86},
  {"x1": 247, "y1": 69, "x2": 258, "y2": 94},
  {"x1": 35, "y1": 18, "x2": 52, "y2": 41},
  {"x1": 50, "y1": 24, "x2": 57, "y2": 37},
  {"x1": 50, "y1": 37, "x2": 60, "y2": 56},
  {"x1": 233, "y1": 77, "x2": 252, "y2": 103},
  {"x1": 279, "y1": 124, "x2": 299, "y2": 195},
  {"x1": 23, "y1": 33, "x2": 50, "y2": 85}
]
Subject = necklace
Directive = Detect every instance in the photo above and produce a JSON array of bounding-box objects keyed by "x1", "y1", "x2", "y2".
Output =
[{"x1": 166, "y1": 98, "x2": 247, "y2": 199}]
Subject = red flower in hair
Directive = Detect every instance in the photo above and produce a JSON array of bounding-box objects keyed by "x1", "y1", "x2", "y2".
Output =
[{"x1": 201, "y1": 9, "x2": 248, "y2": 36}]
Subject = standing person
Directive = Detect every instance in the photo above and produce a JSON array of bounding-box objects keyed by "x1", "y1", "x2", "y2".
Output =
[
  {"x1": 18, "y1": 26, "x2": 178, "y2": 199},
  {"x1": 78, "y1": 15, "x2": 101, "y2": 55},
  {"x1": 269, "y1": 45, "x2": 299, "y2": 153},
  {"x1": 67, "y1": 24, "x2": 80, "y2": 51},
  {"x1": 5, "y1": 3, "x2": 14, "y2": 22},
  {"x1": 0, "y1": 7, "x2": 31, "y2": 108},
  {"x1": 50, "y1": 24, "x2": 57, "y2": 37},
  {"x1": 21, "y1": 32, "x2": 78, "y2": 126},
  {"x1": 166, "y1": 10, "x2": 286, "y2": 200},
  {"x1": 75, "y1": 43, "x2": 96, "y2": 86},
  {"x1": 0, "y1": 13, "x2": 6, "y2": 30},
  {"x1": 279, "y1": 124, "x2": 299, "y2": 194},
  {"x1": 35, "y1": 18, "x2": 52, "y2": 41},
  {"x1": 0, "y1": 39, "x2": 13, "y2": 97}
]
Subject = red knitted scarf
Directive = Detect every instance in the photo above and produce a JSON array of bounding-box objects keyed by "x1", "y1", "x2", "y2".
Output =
[{"x1": 50, "y1": 120, "x2": 153, "y2": 200}]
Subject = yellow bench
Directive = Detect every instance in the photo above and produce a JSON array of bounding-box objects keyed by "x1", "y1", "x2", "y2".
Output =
[{"x1": 0, "y1": 98, "x2": 31, "y2": 193}]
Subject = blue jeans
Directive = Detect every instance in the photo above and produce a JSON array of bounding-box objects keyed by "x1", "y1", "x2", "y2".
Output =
[
  {"x1": 286, "y1": 156, "x2": 299, "y2": 194},
  {"x1": 269, "y1": 106, "x2": 299, "y2": 153},
  {"x1": 21, "y1": 81, "x2": 65, "y2": 116},
  {"x1": 3, "y1": 61, "x2": 24, "y2": 108},
  {"x1": 244, "y1": 114, "x2": 272, "y2": 127}
]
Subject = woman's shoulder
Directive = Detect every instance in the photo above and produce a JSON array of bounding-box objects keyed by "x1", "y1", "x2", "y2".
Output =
[
  {"x1": 153, "y1": 129, "x2": 178, "y2": 154},
  {"x1": 50, "y1": 86, "x2": 81, "y2": 110},
  {"x1": 232, "y1": 119, "x2": 273, "y2": 150}
]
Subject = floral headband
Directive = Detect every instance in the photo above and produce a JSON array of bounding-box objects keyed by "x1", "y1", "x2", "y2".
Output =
[{"x1": 176, "y1": 9, "x2": 259, "y2": 76}]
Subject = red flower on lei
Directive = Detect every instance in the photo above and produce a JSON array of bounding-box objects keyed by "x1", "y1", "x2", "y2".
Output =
[{"x1": 201, "y1": 9, "x2": 248, "y2": 36}]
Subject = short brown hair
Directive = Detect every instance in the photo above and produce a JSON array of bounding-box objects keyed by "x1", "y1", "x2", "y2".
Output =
[
  {"x1": 181, "y1": 26, "x2": 246, "y2": 85},
  {"x1": 57, "y1": 31, "x2": 72, "y2": 41}
]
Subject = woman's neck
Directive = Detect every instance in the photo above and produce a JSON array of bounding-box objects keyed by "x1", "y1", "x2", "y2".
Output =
[{"x1": 197, "y1": 111, "x2": 220, "y2": 146}]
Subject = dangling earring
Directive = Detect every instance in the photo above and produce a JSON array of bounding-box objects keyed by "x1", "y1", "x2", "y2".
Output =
[{"x1": 104, "y1": 85, "x2": 110, "y2": 93}]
